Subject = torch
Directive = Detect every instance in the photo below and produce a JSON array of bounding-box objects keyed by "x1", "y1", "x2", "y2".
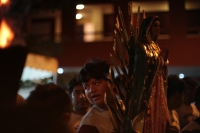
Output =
[{"x1": 0, "y1": 0, "x2": 28, "y2": 109}]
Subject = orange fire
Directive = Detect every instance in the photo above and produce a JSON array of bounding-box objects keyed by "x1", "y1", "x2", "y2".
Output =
[
  {"x1": 0, "y1": 0, "x2": 9, "y2": 5},
  {"x1": 0, "y1": 19, "x2": 14, "y2": 48}
]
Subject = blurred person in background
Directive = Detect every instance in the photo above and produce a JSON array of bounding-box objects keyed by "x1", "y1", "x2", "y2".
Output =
[
  {"x1": 176, "y1": 77, "x2": 199, "y2": 130},
  {"x1": 167, "y1": 74, "x2": 186, "y2": 133},
  {"x1": 67, "y1": 76, "x2": 91, "y2": 133},
  {"x1": 1, "y1": 83, "x2": 72, "y2": 133},
  {"x1": 181, "y1": 86, "x2": 200, "y2": 133}
]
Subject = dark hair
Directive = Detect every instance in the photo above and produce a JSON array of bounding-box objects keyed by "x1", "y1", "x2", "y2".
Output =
[
  {"x1": 4, "y1": 83, "x2": 73, "y2": 133},
  {"x1": 195, "y1": 86, "x2": 200, "y2": 103},
  {"x1": 27, "y1": 83, "x2": 72, "y2": 114},
  {"x1": 78, "y1": 58, "x2": 110, "y2": 83},
  {"x1": 183, "y1": 76, "x2": 198, "y2": 89},
  {"x1": 68, "y1": 76, "x2": 82, "y2": 95},
  {"x1": 167, "y1": 74, "x2": 185, "y2": 98}
]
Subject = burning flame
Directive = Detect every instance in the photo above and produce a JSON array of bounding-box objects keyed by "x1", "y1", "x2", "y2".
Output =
[
  {"x1": 0, "y1": 0, "x2": 9, "y2": 5},
  {"x1": 0, "y1": 19, "x2": 14, "y2": 48}
]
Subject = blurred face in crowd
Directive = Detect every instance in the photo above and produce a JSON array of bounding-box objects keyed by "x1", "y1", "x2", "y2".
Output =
[
  {"x1": 83, "y1": 78, "x2": 109, "y2": 110},
  {"x1": 71, "y1": 85, "x2": 90, "y2": 114}
]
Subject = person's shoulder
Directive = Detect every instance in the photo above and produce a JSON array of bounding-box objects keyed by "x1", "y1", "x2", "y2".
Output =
[
  {"x1": 71, "y1": 112, "x2": 84, "y2": 119},
  {"x1": 83, "y1": 106, "x2": 99, "y2": 116},
  {"x1": 79, "y1": 106, "x2": 95, "y2": 122},
  {"x1": 191, "y1": 103, "x2": 196, "y2": 108},
  {"x1": 172, "y1": 110, "x2": 179, "y2": 118},
  {"x1": 190, "y1": 103, "x2": 199, "y2": 116},
  {"x1": 68, "y1": 112, "x2": 83, "y2": 126},
  {"x1": 79, "y1": 106, "x2": 106, "y2": 124},
  {"x1": 191, "y1": 104, "x2": 199, "y2": 111},
  {"x1": 78, "y1": 107, "x2": 99, "y2": 133}
]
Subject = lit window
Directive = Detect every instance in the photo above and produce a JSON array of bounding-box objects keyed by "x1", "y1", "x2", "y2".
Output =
[{"x1": 76, "y1": 4, "x2": 114, "y2": 42}]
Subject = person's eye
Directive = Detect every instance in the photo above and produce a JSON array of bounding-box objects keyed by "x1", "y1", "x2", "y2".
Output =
[{"x1": 94, "y1": 82, "x2": 100, "y2": 85}]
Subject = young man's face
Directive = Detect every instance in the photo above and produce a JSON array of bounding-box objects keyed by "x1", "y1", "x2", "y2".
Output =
[
  {"x1": 71, "y1": 85, "x2": 90, "y2": 113},
  {"x1": 83, "y1": 78, "x2": 109, "y2": 109}
]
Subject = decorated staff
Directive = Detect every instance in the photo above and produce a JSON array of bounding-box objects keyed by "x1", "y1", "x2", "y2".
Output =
[{"x1": 106, "y1": 1, "x2": 171, "y2": 133}]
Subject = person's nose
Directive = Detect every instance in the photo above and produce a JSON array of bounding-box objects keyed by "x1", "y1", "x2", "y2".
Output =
[{"x1": 88, "y1": 85, "x2": 96, "y2": 93}]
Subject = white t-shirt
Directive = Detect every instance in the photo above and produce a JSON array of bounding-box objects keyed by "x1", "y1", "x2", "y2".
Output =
[
  {"x1": 67, "y1": 112, "x2": 84, "y2": 133},
  {"x1": 77, "y1": 105, "x2": 116, "y2": 133}
]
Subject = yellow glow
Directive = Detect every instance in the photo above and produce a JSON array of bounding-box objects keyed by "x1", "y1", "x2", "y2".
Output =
[
  {"x1": 0, "y1": 19, "x2": 14, "y2": 48},
  {"x1": 0, "y1": 0, "x2": 9, "y2": 5}
]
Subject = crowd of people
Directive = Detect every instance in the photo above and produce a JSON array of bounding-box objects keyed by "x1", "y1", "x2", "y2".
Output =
[
  {"x1": 70, "y1": 59, "x2": 200, "y2": 133},
  {"x1": 0, "y1": 83, "x2": 72, "y2": 133},
  {"x1": 1, "y1": 58, "x2": 199, "y2": 133},
  {"x1": 0, "y1": 6, "x2": 200, "y2": 133}
]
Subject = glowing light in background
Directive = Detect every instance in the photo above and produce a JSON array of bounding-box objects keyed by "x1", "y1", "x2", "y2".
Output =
[
  {"x1": 76, "y1": 4, "x2": 85, "y2": 10},
  {"x1": 0, "y1": 0, "x2": 9, "y2": 5},
  {"x1": 76, "y1": 14, "x2": 82, "y2": 19},
  {"x1": 0, "y1": 19, "x2": 14, "y2": 48},
  {"x1": 179, "y1": 73, "x2": 185, "y2": 79},
  {"x1": 21, "y1": 67, "x2": 53, "y2": 81},
  {"x1": 57, "y1": 68, "x2": 64, "y2": 74}
]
